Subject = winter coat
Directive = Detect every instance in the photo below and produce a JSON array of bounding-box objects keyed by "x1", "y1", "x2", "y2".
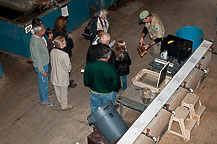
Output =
[{"x1": 116, "y1": 51, "x2": 131, "y2": 76}]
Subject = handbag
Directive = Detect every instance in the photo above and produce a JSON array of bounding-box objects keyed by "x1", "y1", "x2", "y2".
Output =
[{"x1": 82, "y1": 27, "x2": 92, "y2": 40}]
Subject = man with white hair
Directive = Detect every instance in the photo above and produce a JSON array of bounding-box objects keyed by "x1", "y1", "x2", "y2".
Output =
[
  {"x1": 88, "y1": 9, "x2": 110, "y2": 43},
  {"x1": 97, "y1": 9, "x2": 109, "y2": 33},
  {"x1": 30, "y1": 22, "x2": 54, "y2": 107},
  {"x1": 139, "y1": 10, "x2": 165, "y2": 56},
  {"x1": 86, "y1": 33, "x2": 116, "y2": 67}
]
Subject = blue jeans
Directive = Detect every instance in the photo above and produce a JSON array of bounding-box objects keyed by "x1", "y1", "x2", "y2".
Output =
[
  {"x1": 34, "y1": 64, "x2": 49, "y2": 103},
  {"x1": 90, "y1": 91, "x2": 116, "y2": 113},
  {"x1": 121, "y1": 75, "x2": 127, "y2": 91}
]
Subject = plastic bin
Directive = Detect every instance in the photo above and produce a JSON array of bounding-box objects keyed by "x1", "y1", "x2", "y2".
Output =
[
  {"x1": 176, "y1": 26, "x2": 203, "y2": 50},
  {"x1": 87, "y1": 101, "x2": 128, "y2": 143}
]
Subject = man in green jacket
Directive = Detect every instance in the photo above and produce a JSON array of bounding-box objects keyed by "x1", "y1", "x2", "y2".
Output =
[
  {"x1": 30, "y1": 22, "x2": 54, "y2": 107},
  {"x1": 84, "y1": 44, "x2": 121, "y2": 113}
]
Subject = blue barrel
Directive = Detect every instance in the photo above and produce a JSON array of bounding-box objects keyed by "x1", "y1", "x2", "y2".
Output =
[
  {"x1": 0, "y1": 63, "x2": 3, "y2": 77},
  {"x1": 88, "y1": 101, "x2": 128, "y2": 143},
  {"x1": 176, "y1": 26, "x2": 203, "y2": 50}
]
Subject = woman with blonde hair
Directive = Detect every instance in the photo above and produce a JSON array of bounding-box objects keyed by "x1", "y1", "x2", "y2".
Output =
[
  {"x1": 50, "y1": 36, "x2": 72, "y2": 111},
  {"x1": 113, "y1": 40, "x2": 132, "y2": 91},
  {"x1": 52, "y1": 16, "x2": 77, "y2": 88}
]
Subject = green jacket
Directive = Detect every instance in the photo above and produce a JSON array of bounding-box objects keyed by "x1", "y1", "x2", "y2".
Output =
[
  {"x1": 84, "y1": 60, "x2": 121, "y2": 93},
  {"x1": 30, "y1": 35, "x2": 49, "y2": 73}
]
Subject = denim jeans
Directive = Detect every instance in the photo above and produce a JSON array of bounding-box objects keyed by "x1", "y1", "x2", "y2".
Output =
[
  {"x1": 34, "y1": 64, "x2": 49, "y2": 103},
  {"x1": 90, "y1": 91, "x2": 116, "y2": 113},
  {"x1": 121, "y1": 75, "x2": 127, "y2": 91}
]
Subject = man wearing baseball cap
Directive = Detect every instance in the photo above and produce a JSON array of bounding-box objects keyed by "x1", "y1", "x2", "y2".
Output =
[{"x1": 139, "y1": 10, "x2": 165, "y2": 56}]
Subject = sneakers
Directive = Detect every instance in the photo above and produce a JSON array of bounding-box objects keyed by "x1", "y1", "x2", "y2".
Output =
[
  {"x1": 61, "y1": 105, "x2": 73, "y2": 111},
  {"x1": 40, "y1": 101, "x2": 55, "y2": 107}
]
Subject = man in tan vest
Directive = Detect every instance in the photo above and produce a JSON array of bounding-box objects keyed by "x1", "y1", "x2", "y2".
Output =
[{"x1": 139, "y1": 10, "x2": 165, "y2": 56}]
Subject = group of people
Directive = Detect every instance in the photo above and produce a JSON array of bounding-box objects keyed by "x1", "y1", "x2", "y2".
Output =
[
  {"x1": 30, "y1": 8, "x2": 165, "y2": 114},
  {"x1": 30, "y1": 16, "x2": 77, "y2": 111},
  {"x1": 83, "y1": 9, "x2": 132, "y2": 114},
  {"x1": 83, "y1": 9, "x2": 165, "y2": 114}
]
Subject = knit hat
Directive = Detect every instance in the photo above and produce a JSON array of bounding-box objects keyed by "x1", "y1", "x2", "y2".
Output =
[{"x1": 139, "y1": 10, "x2": 150, "y2": 23}]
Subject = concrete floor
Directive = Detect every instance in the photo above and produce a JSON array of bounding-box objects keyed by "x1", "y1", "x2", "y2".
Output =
[{"x1": 0, "y1": 0, "x2": 217, "y2": 144}]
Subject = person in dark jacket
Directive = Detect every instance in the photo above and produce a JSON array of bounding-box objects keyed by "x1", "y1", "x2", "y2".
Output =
[
  {"x1": 113, "y1": 40, "x2": 131, "y2": 91},
  {"x1": 53, "y1": 16, "x2": 74, "y2": 58},
  {"x1": 86, "y1": 33, "x2": 116, "y2": 68},
  {"x1": 84, "y1": 44, "x2": 121, "y2": 113},
  {"x1": 52, "y1": 16, "x2": 77, "y2": 88}
]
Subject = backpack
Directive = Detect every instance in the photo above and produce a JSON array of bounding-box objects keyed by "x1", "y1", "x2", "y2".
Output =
[{"x1": 82, "y1": 16, "x2": 99, "y2": 40}]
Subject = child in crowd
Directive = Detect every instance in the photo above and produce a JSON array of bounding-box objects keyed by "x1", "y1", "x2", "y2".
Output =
[
  {"x1": 50, "y1": 36, "x2": 72, "y2": 111},
  {"x1": 46, "y1": 27, "x2": 54, "y2": 53},
  {"x1": 113, "y1": 40, "x2": 132, "y2": 91}
]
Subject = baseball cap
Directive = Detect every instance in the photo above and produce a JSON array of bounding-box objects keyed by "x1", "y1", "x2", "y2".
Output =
[{"x1": 139, "y1": 10, "x2": 150, "y2": 23}]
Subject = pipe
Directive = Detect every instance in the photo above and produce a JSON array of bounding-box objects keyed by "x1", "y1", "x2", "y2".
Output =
[{"x1": 141, "y1": 129, "x2": 158, "y2": 143}]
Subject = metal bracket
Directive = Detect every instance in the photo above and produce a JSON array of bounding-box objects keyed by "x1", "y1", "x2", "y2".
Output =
[
  {"x1": 180, "y1": 81, "x2": 194, "y2": 93},
  {"x1": 142, "y1": 129, "x2": 158, "y2": 143},
  {"x1": 162, "y1": 104, "x2": 175, "y2": 115},
  {"x1": 195, "y1": 63, "x2": 207, "y2": 74}
]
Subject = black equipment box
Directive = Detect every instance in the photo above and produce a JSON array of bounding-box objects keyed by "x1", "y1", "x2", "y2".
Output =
[
  {"x1": 161, "y1": 35, "x2": 193, "y2": 62},
  {"x1": 150, "y1": 54, "x2": 186, "y2": 75}
]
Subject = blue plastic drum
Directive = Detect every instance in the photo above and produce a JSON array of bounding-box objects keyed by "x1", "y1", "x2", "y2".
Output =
[{"x1": 176, "y1": 26, "x2": 203, "y2": 50}]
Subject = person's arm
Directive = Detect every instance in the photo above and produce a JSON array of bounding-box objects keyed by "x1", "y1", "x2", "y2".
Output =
[
  {"x1": 30, "y1": 38, "x2": 47, "y2": 76},
  {"x1": 83, "y1": 66, "x2": 90, "y2": 87},
  {"x1": 125, "y1": 52, "x2": 132, "y2": 65},
  {"x1": 110, "y1": 68, "x2": 121, "y2": 92},
  {"x1": 143, "y1": 38, "x2": 163, "y2": 50},
  {"x1": 61, "y1": 53, "x2": 72, "y2": 72},
  {"x1": 143, "y1": 40, "x2": 156, "y2": 50},
  {"x1": 66, "y1": 36, "x2": 74, "y2": 49},
  {"x1": 139, "y1": 27, "x2": 148, "y2": 47}
]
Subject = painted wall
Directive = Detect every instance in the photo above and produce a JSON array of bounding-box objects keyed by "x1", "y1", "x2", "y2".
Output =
[
  {"x1": 0, "y1": 20, "x2": 31, "y2": 58},
  {"x1": 0, "y1": 0, "x2": 90, "y2": 58}
]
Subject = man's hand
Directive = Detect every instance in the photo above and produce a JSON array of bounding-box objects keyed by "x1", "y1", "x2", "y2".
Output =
[
  {"x1": 42, "y1": 72, "x2": 48, "y2": 77},
  {"x1": 139, "y1": 38, "x2": 144, "y2": 47},
  {"x1": 144, "y1": 44, "x2": 150, "y2": 50}
]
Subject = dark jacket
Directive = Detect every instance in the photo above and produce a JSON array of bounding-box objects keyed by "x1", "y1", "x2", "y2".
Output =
[
  {"x1": 86, "y1": 43, "x2": 117, "y2": 68},
  {"x1": 116, "y1": 51, "x2": 131, "y2": 76},
  {"x1": 52, "y1": 29, "x2": 74, "y2": 58},
  {"x1": 86, "y1": 44, "x2": 101, "y2": 64}
]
